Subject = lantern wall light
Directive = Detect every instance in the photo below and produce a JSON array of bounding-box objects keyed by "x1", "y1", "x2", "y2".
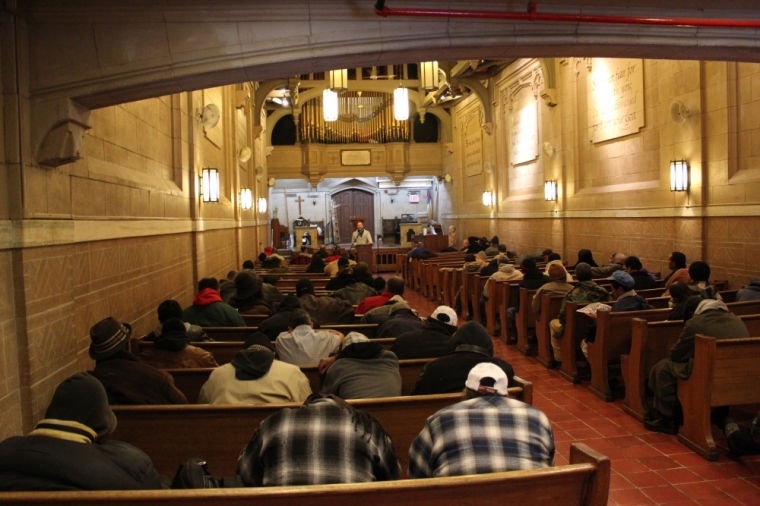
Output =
[
  {"x1": 670, "y1": 160, "x2": 689, "y2": 192},
  {"x1": 240, "y1": 188, "x2": 252, "y2": 210},
  {"x1": 394, "y1": 87, "x2": 409, "y2": 121},
  {"x1": 257, "y1": 197, "x2": 268, "y2": 214},
  {"x1": 544, "y1": 180, "x2": 557, "y2": 202},
  {"x1": 200, "y1": 168, "x2": 220, "y2": 203},
  {"x1": 482, "y1": 191, "x2": 494, "y2": 207}
]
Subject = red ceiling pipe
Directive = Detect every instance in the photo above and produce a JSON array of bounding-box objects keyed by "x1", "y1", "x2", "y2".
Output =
[{"x1": 373, "y1": 1, "x2": 760, "y2": 29}]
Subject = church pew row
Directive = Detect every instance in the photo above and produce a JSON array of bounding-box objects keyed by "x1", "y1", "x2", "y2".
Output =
[
  {"x1": 204, "y1": 323, "x2": 380, "y2": 341},
  {"x1": 108, "y1": 376, "x2": 531, "y2": 479},
  {"x1": 587, "y1": 299, "x2": 760, "y2": 401},
  {"x1": 535, "y1": 294, "x2": 566, "y2": 368},
  {"x1": 166, "y1": 359, "x2": 534, "y2": 404},
  {"x1": 621, "y1": 314, "x2": 760, "y2": 423},
  {"x1": 133, "y1": 338, "x2": 397, "y2": 367},
  {"x1": 0, "y1": 443, "x2": 609, "y2": 506},
  {"x1": 515, "y1": 288, "x2": 540, "y2": 356},
  {"x1": 678, "y1": 334, "x2": 760, "y2": 460}
]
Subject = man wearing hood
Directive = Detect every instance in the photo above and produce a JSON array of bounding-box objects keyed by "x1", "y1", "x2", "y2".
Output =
[
  {"x1": 482, "y1": 257, "x2": 523, "y2": 299},
  {"x1": 229, "y1": 271, "x2": 271, "y2": 315},
  {"x1": 183, "y1": 278, "x2": 246, "y2": 327},
  {"x1": 375, "y1": 301, "x2": 424, "y2": 338},
  {"x1": 0, "y1": 373, "x2": 167, "y2": 490},
  {"x1": 408, "y1": 363, "x2": 554, "y2": 479},
  {"x1": 319, "y1": 332, "x2": 402, "y2": 399},
  {"x1": 295, "y1": 279, "x2": 355, "y2": 326},
  {"x1": 88, "y1": 317, "x2": 188, "y2": 405},
  {"x1": 258, "y1": 294, "x2": 302, "y2": 340},
  {"x1": 549, "y1": 263, "x2": 610, "y2": 364},
  {"x1": 391, "y1": 306, "x2": 459, "y2": 360},
  {"x1": 145, "y1": 299, "x2": 207, "y2": 342},
  {"x1": 331, "y1": 273, "x2": 377, "y2": 305},
  {"x1": 410, "y1": 321, "x2": 514, "y2": 396},
  {"x1": 137, "y1": 318, "x2": 218, "y2": 369},
  {"x1": 645, "y1": 297, "x2": 749, "y2": 434},
  {"x1": 198, "y1": 333, "x2": 311, "y2": 405}
]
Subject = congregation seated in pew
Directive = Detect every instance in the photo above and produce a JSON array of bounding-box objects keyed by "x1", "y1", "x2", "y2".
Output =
[
  {"x1": 228, "y1": 271, "x2": 271, "y2": 315},
  {"x1": 257, "y1": 294, "x2": 301, "y2": 340},
  {"x1": 198, "y1": 332, "x2": 311, "y2": 405},
  {"x1": 144, "y1": 299, "x2": 207, "y2": 342},
  {"x1": 392, "y1": 306, "x2": 458, "y2": 360},
  {"x1": 296, "y1": 278, "x2": 354, "y2": 325}
]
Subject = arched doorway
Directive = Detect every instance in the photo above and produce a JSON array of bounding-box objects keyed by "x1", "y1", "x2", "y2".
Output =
[{"x1": 332, "y1": 189, "x2": 375, "y2": 244}]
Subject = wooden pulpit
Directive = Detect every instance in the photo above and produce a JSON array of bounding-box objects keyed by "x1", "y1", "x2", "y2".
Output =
[{"x1": 355, "y1": 244, "x2": 375, "y2": 273}]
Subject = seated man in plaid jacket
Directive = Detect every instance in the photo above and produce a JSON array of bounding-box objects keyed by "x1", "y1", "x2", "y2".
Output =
[{"x1": 408, "y1": 363, "x2": 555, "y2": 478}]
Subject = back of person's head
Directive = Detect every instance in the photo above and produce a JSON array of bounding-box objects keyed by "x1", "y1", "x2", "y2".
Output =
[
  {"x1": 246, "y1": 259, "x2": 258, "y2": 269},
  {"x1": 261, "y1": 257, "x2": 281, "y2": 269},
  {"x1": 575, "y1": 262, "x2": 593, "y2": 281},
  {"x1": 277, "y1": 294, "x2": 301, "y2": 313},
  {"x1": 157, "y1": 299, "x2": 183, "y2": 323},
  {"x1": 337, "y1": 267, "x2": 353, "y2": 278},
  {"x1": 542, "y1": 248, "x2": 553, "y2": 257},
  {"x1": 491, "y1": 236, "x2": 500, "y2": 246},
  {"x1": 198, "y1": 277, "x2": 219, "y2": 292},
  {"x1": 612, "y1": 253, "x2": 627, "y2": 264},
  {"x1": 338, "y1": 257, "x2": 350, "y2": 268},
  {"x1": 44, "y1": 373, "x2": 117, "y2": 440},
  {"x1": 688, "y1": 261, "x2": 711, "y2": 282},
  {"x1": 624, "y1": 256, "x2": 643, "y2": 271},
  {"x1": 547, "y1": 252, "x2": 561, "y2": 262},
  {"x1": 669, "y1": 281, "x2": 693, "y2": 303},
  {"x1": 547, "y1": 263, "x2": 567, "y2": 281},
  {"x1": 450, "y1": 321, "x2": 494, "y2": 356},
  {"x1": 670, "y1": 251, "x2": 687, "y2": 269},
  {"x1": 295, "y1": 278, "x2": 315, "y2": 297},
  {"x1": 464, "y1": 363, "x2": 510, "y2": 400},
  {"x1": 353, "y1": 262, "x2": 369, "y2": 276},
  {"x1": 226, "y1": 270, "x2": 237, "y2": 281},
  {"x1": 498, "y1": 244, "x2": 507, "y2": 253},
  {"x1": 464, "y1": 254, "x2": 476, "y2": 262},
  {"x1": 386, "y1": 276, "x2": 405, "y2": 296},
  {"x1": 521, "y1": 257, "x2": 537, "y2": 270},
  {"x1": 682, "y1": 296, "x2": 703, "y2": 322},
  {"x1": 372, "y1": 277, "x2": 387, "y2": 292},
  {"x1": 288, "y1": 308, "x2": 312, "y2": 329}
]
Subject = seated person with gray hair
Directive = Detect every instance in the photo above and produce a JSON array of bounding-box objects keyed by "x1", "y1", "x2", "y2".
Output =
[{"x1": 275, "y1": 309, "x2": 344, "y2": 367}]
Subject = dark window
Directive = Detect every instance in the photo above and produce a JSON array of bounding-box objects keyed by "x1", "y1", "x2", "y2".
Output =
[
  {"x1": 272, "y1": 115, "x2": 296, "y2": 145},
  {"x1": 413, "y1": 113, "x2": 438, "y2": 143}
]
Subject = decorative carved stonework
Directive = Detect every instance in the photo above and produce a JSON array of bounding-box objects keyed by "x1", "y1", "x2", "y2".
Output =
[{"x1": 32, "y1": 97, "x2": 92, "y2": 168}]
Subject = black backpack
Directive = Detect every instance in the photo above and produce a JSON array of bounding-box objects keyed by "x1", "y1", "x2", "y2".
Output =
[{"x1": 171, "y1": 458, "x2": 244, "y2": 489}]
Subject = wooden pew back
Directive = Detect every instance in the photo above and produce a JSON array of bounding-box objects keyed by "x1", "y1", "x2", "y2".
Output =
[
  {"x1": 515, "y1": 288, "x2": 539, "y2": 356},
  {"x1": 678, "y1": 334, "x2": 760, "y2": 460},
  {"x1": 558, "y1": 302, "x2": 594, "y2": 384},
  {"x1": 0, "y1": 443, "x2": 609, "y2": 506},
  {"x1": 535, "y1": 294, "x2": 565, "y2": 368},
  {"x1": 203, "y1": 323, "x2": 379, "y2": 341}
]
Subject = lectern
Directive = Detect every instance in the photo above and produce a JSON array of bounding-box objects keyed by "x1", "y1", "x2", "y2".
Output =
[{"x1": 355, "y1": 244, "x2": 375, "y2": 273}]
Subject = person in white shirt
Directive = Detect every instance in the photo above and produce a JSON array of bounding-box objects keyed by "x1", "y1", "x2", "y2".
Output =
[{"x1": 275, "y1": 309, "x2": 344, "y2": 366}]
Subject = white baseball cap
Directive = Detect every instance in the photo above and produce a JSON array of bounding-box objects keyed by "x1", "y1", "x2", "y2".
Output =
[
  {"x1": 430, "y1": 306, "x2": 457, "y2": 327},
  {"x1": 343, "y1": 331, "x2": 370, "y2": 348},
  {"x1": 465, "y1": 363, "x2": 509, "y2": 396}
]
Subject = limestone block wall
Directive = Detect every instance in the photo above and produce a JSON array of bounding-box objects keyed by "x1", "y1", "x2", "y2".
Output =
[{"x1": 0, "y1": 251, "x2": 20, "y2": 440}]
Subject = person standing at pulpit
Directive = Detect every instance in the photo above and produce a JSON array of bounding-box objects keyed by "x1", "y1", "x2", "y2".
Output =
[{"x1": 351, "y1": 221, "x2": 373, "y2": 246}]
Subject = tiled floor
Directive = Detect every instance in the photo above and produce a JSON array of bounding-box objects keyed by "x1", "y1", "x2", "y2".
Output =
[{"x1": 402, "y1": 287, "x2": 760, "y2": 506}]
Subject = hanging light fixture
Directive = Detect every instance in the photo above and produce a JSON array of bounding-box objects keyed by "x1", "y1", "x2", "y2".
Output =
[
  {"x1": 394, "y1": 87, "x2": 409, "y2": 121},
  {"x1": 323, "y1": 88, "x2": 338, "y2": 122},
  {"x1": 419, "y1": 61, "x2": 439, "y2": 91},
  {"x1": 329, "y1": 69, "x2": 348, "y2": 92},
  {"x1": 670, "y1": 160, "x2": 689, "y2": 192},
  {"x1": 482, "y1": 191, "x2": 493, "y2": 207},
  {"x1": 200, "y1": 168, "x2": 220, "y2": 203},
  {"x1": 257, "y1": 197, "x2": 268, "y2": 214},
  {"x1": 544, "y1": 180, "x2": 557, "y2": 201},
  {"x1": 240, "y1": 188, "x2": 252, "y2": 210}
]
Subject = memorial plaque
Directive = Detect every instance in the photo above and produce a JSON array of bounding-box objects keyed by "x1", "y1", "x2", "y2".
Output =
[
  {"x1": 463, "y1": 117, "x2": 483, "y2": 177},
  {"x1": 587, "y1": 58, "x2": 645, "y2": 143},
  {"x1": 341, "y1": 150, "x2": 371, "y2": 166},
  {"x1": 509, "y1": 101, "x2": 538, "y2": 166}
]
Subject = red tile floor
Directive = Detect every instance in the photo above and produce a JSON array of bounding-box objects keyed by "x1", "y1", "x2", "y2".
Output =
[{"x1": 402, "y1": 286, "x2": 760, "y2": 505}]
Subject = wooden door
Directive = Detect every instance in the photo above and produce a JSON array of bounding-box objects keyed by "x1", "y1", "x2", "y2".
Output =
[{"x1": 332, "y1": 189, "x2": 375, "y2": 244}]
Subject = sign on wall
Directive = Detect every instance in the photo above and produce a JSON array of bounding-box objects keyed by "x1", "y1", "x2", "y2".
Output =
[
  {"x1": 462, "y1": 115, "x2": 483, "y2": 177},
  {"x1": 587, "y1": 58, "x2": 645, "y2": 143},
  {"x1": 509, "y1": 100, "x2": 538, "y2": 166}
]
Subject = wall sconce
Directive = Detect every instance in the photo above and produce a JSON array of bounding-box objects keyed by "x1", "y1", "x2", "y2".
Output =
[
  {"x1": 257, "y1": 197, "x2": 268, "y2": 214},
  {"x1": 482, "y1": 191, "x2": 493, "y2": 207},
  {"x1": 544, "y1": 180, "x2": 557, "y2": 201},
  {"x1": 419, "y1": 61, "x2": 439, "y2": 91},
  {"x1": 312, "y1": 199, "x2": 317, "y2": 206},
  {"x1": 670, "y1": 160, "x2": 689, "y2": 192},
  {"x1": 323, "y1": 88, "x2": 338, "y2": 122},
  {"x1": 394, "y1": 87, "x2": 409, "y2": 121},
  {"x1": 200, "y1": 168, "x2": 220, "y2": 203},
  {"x1": 240, "y1": 188, "x2": 252, "y2": 210}
]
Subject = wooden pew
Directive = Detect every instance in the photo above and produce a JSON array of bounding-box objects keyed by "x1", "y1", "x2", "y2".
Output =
[
  {"x1": 558, "y1": 302, "x2": 594, "y2": 384},
  {"x1": 0, "y1": 443, "x2": 609, "y2": 506},
  {"x1": 106, "y1": 375, "x2": 531, "y2": 478},
  {"x1": 621, "y1": 314, "x2": 760, "y2": 422},
  {"x1": 678, "y1": 334, "x2": 760, "y2": 460},
  {"x1": 133, "y1": 338, "x2": 397, "y2": 367},
  {"x1": 514, "y1": 288, "x2": 539, "y2": 356},
  {"x1": 587, "y1": 307, "x2": 672, "y2": 401},
  {"x1": 535, "y1": 294, "x2": 565, "y2": 368},
  {"x1": 203, "y1": 323, "x2": 380, "y2": 341},
  {"x1": 469, "y1": 274, "x2": 488, "y2": 324},
  {"x1": 484, "y1": 278, "x2": 504, "y2": 337}
]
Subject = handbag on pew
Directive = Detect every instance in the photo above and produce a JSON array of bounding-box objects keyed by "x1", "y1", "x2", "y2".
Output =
[{"x1": 171, "y1": 458, "x2": 244, "y2": 488}]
